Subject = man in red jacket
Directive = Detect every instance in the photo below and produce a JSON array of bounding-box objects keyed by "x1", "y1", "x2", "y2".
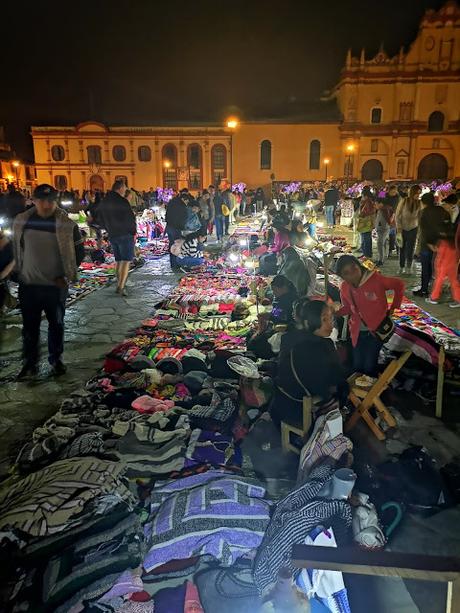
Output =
[{"x1": 336, "y1": 255, "x2": 404, "y2": 376}]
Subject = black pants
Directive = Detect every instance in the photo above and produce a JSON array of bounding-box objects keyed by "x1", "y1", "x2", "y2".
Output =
[
  {"x1": 420, "y1": 249, "x2": 434, "y2": 294},
  {"x1": 18, "y1": 284, "x2": 68, "y2": 366},
  {"x1": 399, "y1": 228, "x2": 417, "y2": 269},
  {"x1": 353, "y1": 331, "x2": 383, "y2": 377}
]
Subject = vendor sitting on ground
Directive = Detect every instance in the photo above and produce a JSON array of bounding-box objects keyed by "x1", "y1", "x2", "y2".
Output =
[
  {"x1": 271, "y1": 300, "x2": 348, "y2": 427},
  {"x1": 289, "y1": 219, "x2": 308, "y2": 247},
  {"x1": 247, "y1": 275, "x2": 298, "y2": 359},
  {"x1": 278, "y1": 246, "x2": 310, "y2": 297},
  {"x1": 175, "y1": 230, "x2": 206, "y2": 268}
]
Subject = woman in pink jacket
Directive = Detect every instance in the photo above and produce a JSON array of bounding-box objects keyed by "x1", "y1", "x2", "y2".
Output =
[{"x1": 336, "y1": 255, "x2": 405, "y2": 376}]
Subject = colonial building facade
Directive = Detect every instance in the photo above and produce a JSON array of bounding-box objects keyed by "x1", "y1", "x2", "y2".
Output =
[{"x1": 32, "y1": 2, "x2": 460, "y2": 192}]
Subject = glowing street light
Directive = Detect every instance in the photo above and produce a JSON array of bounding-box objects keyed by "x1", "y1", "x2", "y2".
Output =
[
  {"x1": 11, "y1": 160, "x2": 20, "y2": 187},
  {"x1": 345, "y1": 144, "x2": 355, "y2": 187},
  {"x1": 12, "y1": 160, "x2": 19, "y2": 168},
  {"x1": 323, "y1": 157, "x2": 330, "y2": 182},
  {"x1": 163, "y1": 160, "x2": 172, "y2": 169},
  {"x1": 226, "y1": 117, "x2": 239, "y2": 185}
]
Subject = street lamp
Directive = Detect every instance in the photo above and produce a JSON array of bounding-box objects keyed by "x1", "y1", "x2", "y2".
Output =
[
  {"x1": 345, "y1": 144, "x2": 355, "y2": 188},
  {"x1": 12, "y1": 160, "x2": 20, "y2": 188},
  {"x1": 163, "y1": 160, "x2": 171, "y2": 169},
  {"x1": 226, "y1": 117, "x2": 239, "y2": 186},
  {"x1": 323, "y1": 157, "x2": 330, "y2": 182}
]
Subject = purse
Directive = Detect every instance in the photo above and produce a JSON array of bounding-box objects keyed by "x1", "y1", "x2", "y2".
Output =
[
  {"x1": 349, "y1": 288, "x2": 394, "y2": 343},
  {"x1": 356, "y1": 215, "x2": 373, "y2": 233}
]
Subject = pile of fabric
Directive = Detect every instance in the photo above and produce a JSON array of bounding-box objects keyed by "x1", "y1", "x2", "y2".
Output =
[{"x1": 1, "y1": 260, "x2": 365, "y2": 613}]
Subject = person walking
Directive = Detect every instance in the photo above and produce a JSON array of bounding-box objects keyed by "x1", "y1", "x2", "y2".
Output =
[
  {"x1": 213, "y1": 184, "x2": 232, "y2": 242},
  {"x1": 395, "y1": 184, "x2": 421, "y2": 274},
  {"x1": 426, "y1": 235, "x2": 460, "y2": 308},
  {"x1": 198, "y1": 189, "x2": 212, "y2": 235},
  {"x1": 98, "y1": 180, "x2": 137, "y2": 295},
  {"x1": 374, "y1": 199, "x2": 394, "y2": 266},
  {"x1": 164, "y1": 188, "x2": 189, "y2": 269},
  {"x1": 384, "y1": 185, "x2": 401, "y2": 256},
  {"x1": 336, "y1": 254, "x2": 404, "y2": 376},
  {"x1": 324, "y1": 183, "x2": 339, "y2": 228},
  {"x1": 13, "y1": 184, "x2": 84, "y2": 379},
  {"x1": 356, "y1": 186, "x2": 376, "y2": 259},
  {"x1": 413, "y1": 192, "x2": 452, "y2": 298}
]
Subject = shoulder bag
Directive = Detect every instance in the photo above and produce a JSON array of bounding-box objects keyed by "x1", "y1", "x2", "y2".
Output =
[{"x1": 349, "y1": 287, "x2": 394, "y2": 343}]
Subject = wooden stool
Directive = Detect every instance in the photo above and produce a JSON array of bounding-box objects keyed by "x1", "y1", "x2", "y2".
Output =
[
  {"x1": 346, "y1": 350, "x2": 412, "y2": 440},
  {"x1": 281, "y1": 396, "x2": 313, "y2": 454}
]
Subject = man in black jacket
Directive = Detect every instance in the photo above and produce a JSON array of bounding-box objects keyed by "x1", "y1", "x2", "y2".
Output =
[
  {"x1": 165, "y1": 189, "x2": 188, "y2": 270},
  {"x1": 98, "y1": 180, "x2": 136, "y2": 296}
]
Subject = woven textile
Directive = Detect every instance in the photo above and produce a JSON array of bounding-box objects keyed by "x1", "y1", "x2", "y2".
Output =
[
  {"x1": 0, "y1": 458, "x2": 134, "y2": 537},
  {"x1": 143, "y1": 470, "x2": 270, "y2": 572},
  {"x1": 253, "y1": 463, "x2": 352, "y2": 596}
]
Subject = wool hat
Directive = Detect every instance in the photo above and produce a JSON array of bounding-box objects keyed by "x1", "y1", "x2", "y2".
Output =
[
  {"x1": 184, "y1": 371, "x2": 208, "y2": 394},
  {"x1": 33, "y1": 184, "x2": 59, "y2": 201},
  {"x1": 156, "y1": 357, "x2": 183, "y2": 375}
]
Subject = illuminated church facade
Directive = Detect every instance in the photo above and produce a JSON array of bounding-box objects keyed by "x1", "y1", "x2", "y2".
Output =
[{"x1": 32, "y1": 2, "x2": 460, "y2": 192}]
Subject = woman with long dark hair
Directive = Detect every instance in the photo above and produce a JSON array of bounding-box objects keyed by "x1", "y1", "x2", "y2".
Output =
[
  {"x1": 395, "y1": 184, "x2": 421, "y2": 274},
  {"x1": 271, "y1": 300, "x2": 348, "y2": 427}
]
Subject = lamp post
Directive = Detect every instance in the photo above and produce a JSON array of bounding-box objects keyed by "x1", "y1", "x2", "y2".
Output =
[
  {"x1": 323, "y1": 157, "x2": 330, "y2": 182},
  {"x1": 226, "y1": 118, "x2": 239, "y2": 187},
  {"x1": 163, "y1": 160, "x2": 171, "y2": 189},
  {"x1": 12, "y1": 160, "x2": 20, "y2": 188},
  {"x1": 345, "y1": 144, "x2": 355, "y2": 188}
]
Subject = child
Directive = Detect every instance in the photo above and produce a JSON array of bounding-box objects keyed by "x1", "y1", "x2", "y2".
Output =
[
  {"x1": 426, "y1": 237, "x2": 460, "y2": 308},
  {"x1": 175, "y1": 231, "x2": 206, "y2": 269}
]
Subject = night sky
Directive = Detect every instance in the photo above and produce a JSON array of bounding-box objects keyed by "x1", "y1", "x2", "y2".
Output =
[{"x1": 2, "y1": 0, "x2": 446, "y2": 159}]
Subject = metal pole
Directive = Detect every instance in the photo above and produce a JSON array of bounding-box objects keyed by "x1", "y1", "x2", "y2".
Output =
[
  {"x1": 325, "y1": 163, "x2": 328, "y2": 182},
  {"x1": 230, "y1": 131, "x2": 233, "y2": 186}
]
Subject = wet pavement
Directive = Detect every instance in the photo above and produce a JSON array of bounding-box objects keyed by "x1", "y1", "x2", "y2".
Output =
[{"x1": 0, "y1": 257, "x2": 178, "y2": 478}]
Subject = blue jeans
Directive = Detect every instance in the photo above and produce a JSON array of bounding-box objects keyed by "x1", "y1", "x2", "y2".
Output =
[
  {"x1": 176, "y1": 256, "x2": 204, "y2": 268},
  {"x1": 325, "y1": 206, "x2": 335, "y2": 226},
  {"x1": 360, "y1": 231, "x2": 372, "y2": 258},
  {"x1": 353, "y1": 331, "x2": 383, "y2": 377},
  {"x1": 306, "y1": 223, "x2": 316, "y2": 238},
  {"x1": 215, "y1": 215, "x2": 224, "y2": 240}
]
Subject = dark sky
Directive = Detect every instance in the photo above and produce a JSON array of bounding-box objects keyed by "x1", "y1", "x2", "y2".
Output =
[{"x1": 2, "y1": 0, "x2": 446, "y2": 159}]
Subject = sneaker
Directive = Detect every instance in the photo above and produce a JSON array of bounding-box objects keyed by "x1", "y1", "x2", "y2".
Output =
[
  {"x1": 50, "y1": 360, "x2": 67, "y2": 376},
  {"x1": 120, "y1": 287, "x2": 128, "y2": 297},
  {"x1": 425, "y1": 298, "x2": 439, "y2": 305},
  {"x1": 399, "y1": 268, "x2": 405, "y2": 275},
  {"x1": 17, "y1": 363, "x2": 38, "y2": 380},
  {"x1": 412, "y1": 289, "x2": 428, "y2": 297},
  {"x1": 449, "y1": 302, "x2": 460, "y2": 308}
]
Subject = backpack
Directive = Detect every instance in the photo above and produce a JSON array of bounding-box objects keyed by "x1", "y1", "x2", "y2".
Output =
[
  {"x1": 222, "y1": 204, "x2": 231, "y2": 217},
  {"x1": 184, "y1": 208, "x2": 201, "y2": 233}
]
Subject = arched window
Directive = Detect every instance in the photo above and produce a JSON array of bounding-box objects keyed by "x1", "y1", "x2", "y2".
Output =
[
  {"x1": 162, "y1": 143, "x2": 178, "y2": 189},
  {"x1": 361, "y1": 159, "x2": 383, "y2": 181},
  {"x1": 260, "y1": 140, "x2": 272, "y2": 170},
  {"x1": 138, "y1": 145, "x2": 151, "y2": 162},
  {"x1": 112, "y1": 145, "x2": 126, "y2": 162},
  {"x1": 371, "y1": 107, "x2": 382, "y2": 124},
  {"x1": 417, "y1": 153, "x2": 448, "y2": 181},
  {"x1": 54, "y1": 175, "x2": 67, "y2": 190},
  {"x1": 428, "y1": 111, "x2": 445, "y2": 132},
  {"x1": 87, "y1": 145, "x2": 102, "y2": 164},
  {"x1": 309, "y1": 140, "x2": 321, "y2": 170},
  {"x1": 51, "y1": 145, "x2": 65, "y2": 162},
  {"x1": 187, "y1": 144, "x2": 202, "y2": 189},
  {"x1": 211, "y1": 144, "x2": 227, "y2": 186}
]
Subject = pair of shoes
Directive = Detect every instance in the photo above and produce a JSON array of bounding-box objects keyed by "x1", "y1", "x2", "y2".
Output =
[
  {"x1": 399, "y1": 267, "x2": 406, "y2": 275},
  {"x1": 449, "y1": 302, "x2": 460, "y2": 309},
  {"x1": 412, "y1": 289, "x2": 428, "y2": 297},
  {"x1": 17, "y1": 363, "x2": 38, "y2": 380},
  {"x1": 50, "y1": 360, "x2": 67, "y2": 376},
  {"x1": 425, "y1": 297, "x2": 439, "y2": 305}
]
